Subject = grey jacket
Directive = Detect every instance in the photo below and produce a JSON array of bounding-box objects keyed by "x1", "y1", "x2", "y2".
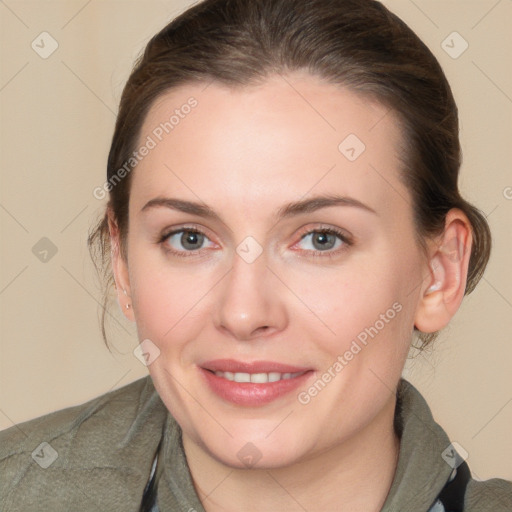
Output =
[{"x1": 1, "y1": 376, "x2": 511, "y2": 511}]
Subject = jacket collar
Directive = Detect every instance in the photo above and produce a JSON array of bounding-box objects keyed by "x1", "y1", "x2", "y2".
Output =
[{"x1": 381, "y1": 379, "x2": 454, "y2": 511}]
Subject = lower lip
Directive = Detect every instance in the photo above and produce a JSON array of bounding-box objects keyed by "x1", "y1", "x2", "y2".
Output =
[{"x1": 199, "y1": 368, "x2": 314, "y2": 406}]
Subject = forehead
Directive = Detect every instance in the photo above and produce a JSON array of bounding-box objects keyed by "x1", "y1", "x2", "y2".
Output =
[{"x1": 130, "y1": 73, "x2": 409, "y2": 223}]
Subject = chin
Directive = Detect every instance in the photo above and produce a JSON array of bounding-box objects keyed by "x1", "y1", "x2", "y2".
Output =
[{"x1": 197, "y1": 428, "x2": 309, "y2": 470}]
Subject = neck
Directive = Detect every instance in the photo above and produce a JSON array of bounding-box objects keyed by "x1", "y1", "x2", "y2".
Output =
[{"x1": 182, "y1": 394, "x2": 400, "y2": 512}]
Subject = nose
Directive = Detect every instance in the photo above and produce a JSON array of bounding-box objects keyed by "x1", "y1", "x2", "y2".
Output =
[{"x1": 214, "y1": 250, "x2": 288, "y2": 341}]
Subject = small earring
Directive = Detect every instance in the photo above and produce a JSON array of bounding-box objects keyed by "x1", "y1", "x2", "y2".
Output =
[{"x1": 125, "y1": 303, "x2": 131, "y2": 309}]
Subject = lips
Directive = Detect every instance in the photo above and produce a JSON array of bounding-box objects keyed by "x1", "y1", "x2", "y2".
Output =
[{"x1": 199, "y1": 359, "x2": 314, "y2": 406}]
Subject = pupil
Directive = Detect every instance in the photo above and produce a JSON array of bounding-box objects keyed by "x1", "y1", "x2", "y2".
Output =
[
  {"x1": 182, "y1": 231, "x2": 202, "y2": 250},
  {"x1": 313, "y1": 232, "x2": 334, "y2": 250}
]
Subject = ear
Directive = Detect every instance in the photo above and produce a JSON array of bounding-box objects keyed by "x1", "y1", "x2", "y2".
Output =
[
  {"x1": 414, "y1": 208, "x2": 473, "y2": 334},
  {"x1": 108, "y1": 209, "x2": 135, "y2": 322}
]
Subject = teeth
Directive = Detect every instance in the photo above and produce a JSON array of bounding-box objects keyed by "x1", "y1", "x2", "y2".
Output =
[
  {"x1": 213, "y1": 370, "x2": 304, "y2": 383},
  {"x1": 250, "y1": 373, "x2": 268, "y2": 383}
]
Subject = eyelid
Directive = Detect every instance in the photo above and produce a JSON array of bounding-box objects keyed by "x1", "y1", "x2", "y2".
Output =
[
  {"x1": 295, "y1": 224, "x2": 353, "y2": 244},
  {"x1": 159, "y1": 224, "x2": 213, "y2": 240}
]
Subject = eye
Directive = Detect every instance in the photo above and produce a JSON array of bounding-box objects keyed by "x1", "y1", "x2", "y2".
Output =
[
  {"x1": 294, "y1": 227, "x2": 352, "y2": 257},
  {"x1": 159, "y1": 227, "x2": 215, "y2": 257},
  {"x1": 157, "y1": 225, "x2": 352, "y2": 259}
]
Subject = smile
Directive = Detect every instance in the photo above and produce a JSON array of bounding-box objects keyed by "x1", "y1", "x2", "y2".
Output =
[{"x1": 198, "y1": 360, "x2": 314, "y2": 406}]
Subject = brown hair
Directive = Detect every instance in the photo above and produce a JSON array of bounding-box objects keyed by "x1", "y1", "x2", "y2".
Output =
[{"x1": 88, "y1": 0, "x2": 491, "y2": 348}]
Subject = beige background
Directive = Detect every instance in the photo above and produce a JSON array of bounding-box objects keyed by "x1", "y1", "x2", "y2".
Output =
[{"x1": 1, "y1": 0, "x2": 511, "y2": 481}]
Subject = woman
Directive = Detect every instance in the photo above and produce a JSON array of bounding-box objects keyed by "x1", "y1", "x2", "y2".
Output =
[{"x1": 1, "y1": 0, "x2": 510, "y2": 510}]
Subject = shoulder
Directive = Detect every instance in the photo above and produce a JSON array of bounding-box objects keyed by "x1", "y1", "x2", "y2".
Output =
[
  {"x1": 464, "y1": 477, "x2": 512, "y2": 511},
  {"x1": 0, "y1": 375, "x2": 160, "y2": 457},
  {"x1": 0, "y1": 375, "x2": 169, "y2": 512}
]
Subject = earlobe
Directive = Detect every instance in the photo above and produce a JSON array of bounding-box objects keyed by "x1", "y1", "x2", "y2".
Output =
[
  {"x1": 107, "y1": 210, "x2": 134, "y2": 322},
  {"x1": 414, "y1": 209, "x2": 472, "y2": 334}
]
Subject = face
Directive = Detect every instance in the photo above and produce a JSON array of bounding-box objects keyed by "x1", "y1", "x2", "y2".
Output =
[{"x1": 117, "y1": 72, "x2": 428, "y2": 469}]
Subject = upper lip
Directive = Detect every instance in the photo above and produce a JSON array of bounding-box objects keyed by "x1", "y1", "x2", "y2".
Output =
[{"x1": 200, "y1": 359, "x2": 312, "y2": 374}]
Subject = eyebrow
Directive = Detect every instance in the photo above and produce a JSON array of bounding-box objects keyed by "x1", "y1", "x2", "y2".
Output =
[{"x1": 140, "y1": 194, "x2": 377, "y2": 222}]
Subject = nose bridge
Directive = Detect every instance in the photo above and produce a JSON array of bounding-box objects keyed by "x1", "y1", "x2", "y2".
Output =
[{"x1": 214, "y1": 246, "x2": 287, "y2": 340}]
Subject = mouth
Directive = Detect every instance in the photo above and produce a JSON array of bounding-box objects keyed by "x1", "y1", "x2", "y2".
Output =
[{"x1": 198, "y1": 359, "x2": 314, "y2": 406}]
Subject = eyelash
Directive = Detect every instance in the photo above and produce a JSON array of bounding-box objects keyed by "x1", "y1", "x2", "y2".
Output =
[{"x1": 157, "y1": 224, "x2": 353, "y2": 259}]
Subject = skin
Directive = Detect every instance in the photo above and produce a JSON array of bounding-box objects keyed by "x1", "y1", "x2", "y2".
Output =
[{"x1": 109, "y1": 71, "x2": 472, "y2": 511}]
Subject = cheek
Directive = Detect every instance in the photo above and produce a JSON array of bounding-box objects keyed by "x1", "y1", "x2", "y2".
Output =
[
  {"x1": 127, "y1": 247, "x2": 212, "y2": 345},
  {"x1": 294, "y1": 244, "x2": 419, "y2": 363}
]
